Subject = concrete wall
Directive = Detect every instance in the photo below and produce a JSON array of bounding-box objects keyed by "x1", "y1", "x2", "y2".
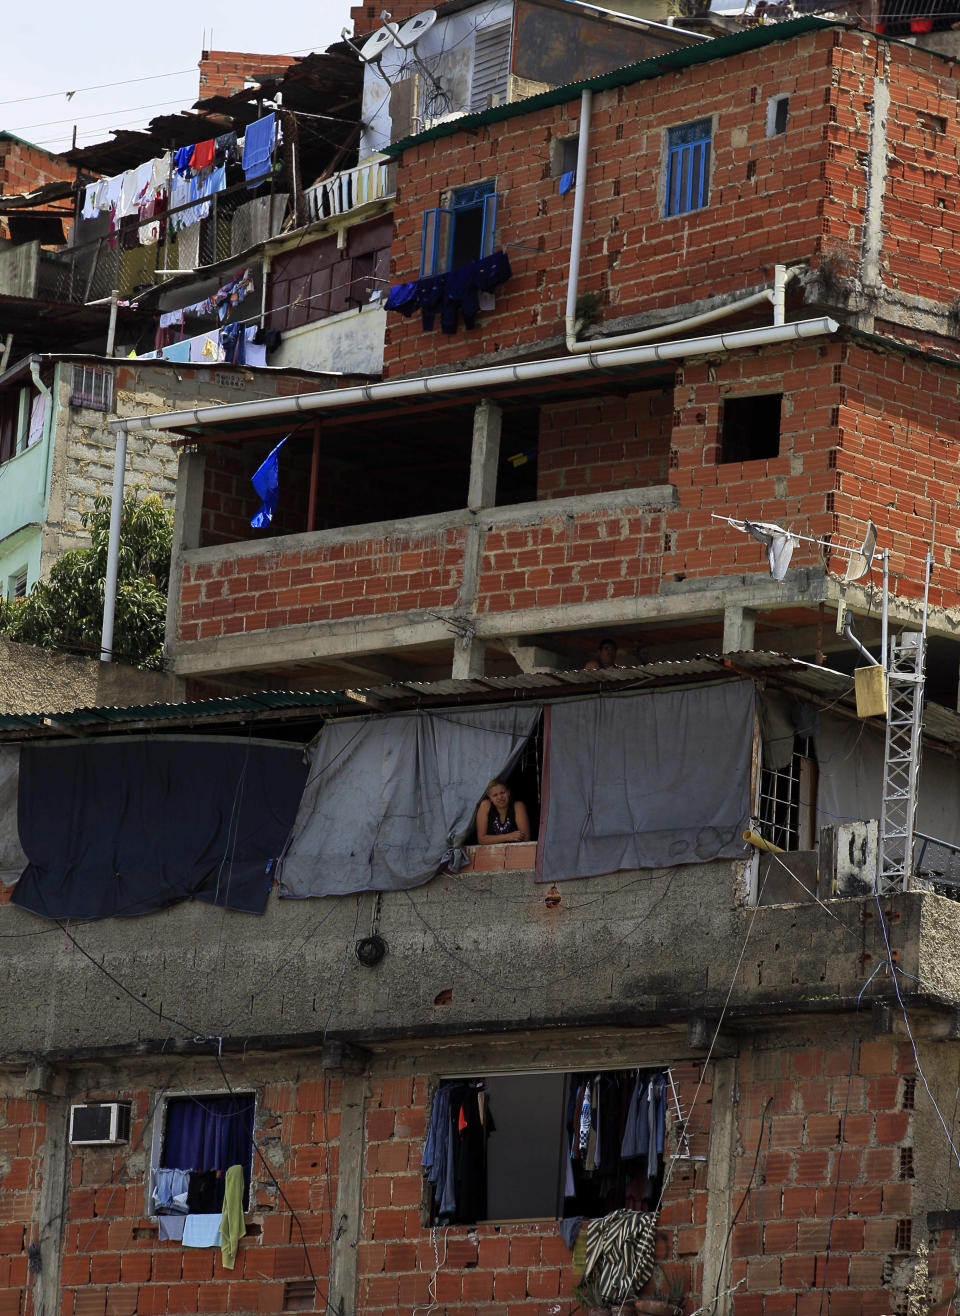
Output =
[
  {"x1": 360, "y1": 0, "x2": 513, "y2": 155},
  {"x1": 0, "y1": 635, "x2": 182, "y2": 714},
  {"x1": 267, "y1": 304, "x2": 386, "y2": 376},
  {"x1": 1, "y1": 880, "x2": 958, "y2": 1315}
]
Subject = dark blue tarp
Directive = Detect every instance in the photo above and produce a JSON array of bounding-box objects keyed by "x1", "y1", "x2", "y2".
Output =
[{"x1": 12, "y1": 736, "x2": 307, "y2": 919}]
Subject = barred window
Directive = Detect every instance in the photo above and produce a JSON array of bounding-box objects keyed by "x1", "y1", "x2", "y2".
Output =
[
  {"x1": 758, "y1": 735, "x2": 817, "y2": 852},
  {"x1": 70, "y1": 365, "x2": 114, "y2": 413}
]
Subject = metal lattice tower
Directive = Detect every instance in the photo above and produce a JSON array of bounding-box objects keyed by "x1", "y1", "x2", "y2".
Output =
[{"x1": 877, "y1": 631, "x2": 926, "y2": 890}]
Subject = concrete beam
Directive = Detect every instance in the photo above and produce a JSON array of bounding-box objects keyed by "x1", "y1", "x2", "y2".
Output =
[
  {"x1": 452, "y1": 635, "x2": 486, "y2": 679},
  {"x1": 502, "y1": 639, "x2": 567, "y2": 674},
  {"x1": 163, "y1": 448, "x2": 206, "y2": 659}
]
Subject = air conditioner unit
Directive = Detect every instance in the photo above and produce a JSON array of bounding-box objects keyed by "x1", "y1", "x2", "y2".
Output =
[{"x1": 69, "y1": 1102, "x2": 131, "y2": 1146}]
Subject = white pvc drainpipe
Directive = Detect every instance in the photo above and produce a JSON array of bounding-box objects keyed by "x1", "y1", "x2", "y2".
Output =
[
  {"x1": 101, "y1": 314, "x2": 838, "y2": 662},
  {"x1": 100, "y1": 422, "x2": 127, "y2": 662}
]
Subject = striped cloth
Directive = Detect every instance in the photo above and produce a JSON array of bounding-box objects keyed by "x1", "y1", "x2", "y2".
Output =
[{"x1": 581, "y1": 1208, "x2": 658, "y2": 1304}]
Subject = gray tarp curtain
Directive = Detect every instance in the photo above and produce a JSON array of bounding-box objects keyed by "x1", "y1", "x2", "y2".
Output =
[
  {"x1": 277, "y1": 704, "x2": 542, "y2": 898},
  {"x1": 0, "y1": 746, "x2": 26, "y2": 886},
  {"x1": 815, "y1": 716, "x2": 960, "y2": 848},
  {"x1": 539, "y1": 681, "x2": 755, "y2": 883}
]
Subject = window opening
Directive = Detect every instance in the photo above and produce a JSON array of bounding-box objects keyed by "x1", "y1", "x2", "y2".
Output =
[
  {"x1": 665, "y1": 119, "x2": 711, "y2": 217},
  {"x1": 152, "y1": 1092, "x2": 255, "y2": 1218},
  {"x1": 766, "y1": 94, "x2": 790, "y2": 137},
  {"x1": 70, "y1": 364, "x2": 114, "y2": 413},
  {"x1": 423, "y1": 1068, "x2": 668, "y2": 1226},
  {"x1": 758, "y1": 734, "x2": 816, "y2": 851},
  {"x1": 8, "y1": 569, "x2": 27, "y2": 601},
  {"x1": 719, "y1": 393, "x2": 782, "y2": 463},
  {"x1": 466, "y1": 712, "x2": 543, "y2": 844},
  {"x1": 421, "y1": 179, "x2": 497, "y2": 276}
]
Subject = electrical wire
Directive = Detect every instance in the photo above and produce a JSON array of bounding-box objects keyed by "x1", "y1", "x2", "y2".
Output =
[{"x1": 0, "y1": 69, "x2": 197, "y2": 109}]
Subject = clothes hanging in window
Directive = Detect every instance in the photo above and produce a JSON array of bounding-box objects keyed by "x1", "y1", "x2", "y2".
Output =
[{"x1": 423, "y1": 1081, "x2": 492, "y2": 1224}]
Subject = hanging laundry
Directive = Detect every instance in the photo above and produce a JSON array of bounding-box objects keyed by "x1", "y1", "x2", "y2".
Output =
[
  {"x1": 215, "y1": 131, "x2": 239, "y2": 167},
  {"x1": 118, "y1": 161, "x2": 153, "y2": 219},
  {"x1": 218, "y1": 1164, "x2": 246, "y2": 1269},
  {"x1": 735, "y1": 519, "x2": 800, "y2": 582},
  {"x1": 242, "y1": 113, "x2": 277, "y2": 185},
  {"x1": 243, "y1": 327, "x2": 267, "y2": 367},
  {"x1": 169, "y1": 173, "x2": 195, "y2": 233},
  {"x1": 559, "y1": 170, "x2": 576, "y2": 195},
  {"x1": 190, "y1": 139, "x2": 215, "y2": 170},
  {"x1": 174, "y1": 144, "x2": 195, "y2": 175},
  {"x1": 182, "y1": 1214, "x2": 222, "y2": 1248},
  {"x1": 81, "y1": 179, "x2": 103, "y2": 220}
]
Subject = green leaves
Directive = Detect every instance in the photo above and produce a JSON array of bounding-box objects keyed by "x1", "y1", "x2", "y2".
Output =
[{"x1": 2, "y1": 489, "x2": 174, "y2": 669}]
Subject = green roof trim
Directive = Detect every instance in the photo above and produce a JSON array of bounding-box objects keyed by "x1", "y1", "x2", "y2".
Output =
[{"x1": 383, "y1": 16, "x2": 840, "y2": 158}]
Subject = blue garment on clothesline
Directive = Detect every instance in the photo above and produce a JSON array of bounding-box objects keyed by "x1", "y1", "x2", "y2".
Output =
[{"x1": 243, "y1": 113, "x2": 276, "y2": 184}]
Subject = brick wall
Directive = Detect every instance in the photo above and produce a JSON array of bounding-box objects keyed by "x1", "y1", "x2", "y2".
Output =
[
  {"x1": 0, "y1": 1093, "x2": 44, "y2": 1312},
  {"x1": 55, "y1": 1077, "x2": 340, "y2": 1316},
  {"x1": 729, "y1": 1037, "x2": 918, "y2": 1316},
  {"x1": 200, "y1": 439, "x2": 313, "y2": 548},
  {"x1": 349, "y1": 3, "x2": 426, "y2": 37},
  {"x1": 0, "y1": 137, "x2": 75, "y2": 242},
  {"x1": 537, "y1": 390, "x2": 673, "y2": 500},
  {"x1": 355, "y1": 1064, "x2": 711, "y2": 1316},
  {"x1": 197, "y1": 52, "x2": 294, "y2": 101},
  {"x1": 478, "y1": 503, "x2": 668, "y2": 614},
  {"x1": 382, "y1": 29, "x2": 960, "y2": 380},
  {"x1": 179, "y1": 527, "x2": 466, "y2": 643}
]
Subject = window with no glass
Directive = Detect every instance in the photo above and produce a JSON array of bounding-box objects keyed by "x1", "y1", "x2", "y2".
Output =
[
  {"x1": 151, "y1": 1091, "x2": 255, "y2": 1222},
  {"x1": 719, "y1": 393, "x2": 783, "y2": 463},
  {"x1": 421, "y1": 179, "x2": 498, "y2": 276},
  {"x1": 664, "y1": 118, "x2": 712, "y2": 217},
  {"x1": 423, "y1": 1068, "x2": 669, "y2": 1225}
]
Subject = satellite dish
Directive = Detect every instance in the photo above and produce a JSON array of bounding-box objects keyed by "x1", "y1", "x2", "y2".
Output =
[
  {"x1": 396, "y1": 9, "x2": 438, "y2": 48},
  {"x1": 358, "y1": 25, "x2": 396, "y2": 62}
]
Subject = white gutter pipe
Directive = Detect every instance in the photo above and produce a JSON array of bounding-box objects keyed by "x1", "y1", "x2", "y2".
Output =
[
  {"x1": 563, "y1": 90, "x2": 593, "y2": 351},
  {"x1": 100, "y1": 422, "x2": 127, "y2": 662},
  {"x1": 111, "y1": 317, "x2": 839, "y2": 436}
]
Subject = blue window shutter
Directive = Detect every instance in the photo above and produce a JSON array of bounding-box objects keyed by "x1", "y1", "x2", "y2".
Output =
[
  {"x1": 421, "y1": 208, "x2": 440, "y2": 276},
  {"x1": 665, "y1": 119, "x2": 712, "y2": 217},
  {"x1": 480, "y1": 192, "x2": 498, "y2": 259}
]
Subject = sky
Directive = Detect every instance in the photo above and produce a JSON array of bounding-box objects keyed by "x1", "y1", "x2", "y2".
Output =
[{"x1": 3, "y1": 1, "x2": 356, "y2": 156}]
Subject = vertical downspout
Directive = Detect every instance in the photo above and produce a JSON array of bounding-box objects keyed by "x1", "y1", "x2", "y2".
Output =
[
  {"x1": 100, "y1": 423, "x2": 128, "y2": 661},
  {"x1": 563, "y1": 89, "x2": 593, "y2": 350}
]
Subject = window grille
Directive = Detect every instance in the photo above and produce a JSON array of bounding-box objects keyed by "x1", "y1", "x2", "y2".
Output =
[
  {"x1": 70, "y1": 364, "x2": 114, "y2": 413},
  {"x1": 9, "y1": 569, "x2": 27, "y2": 600},
  {"x1": 665, "y1": 118, "x2": 711, "y2": 217},
  {"x1": 757, "y1": 735, "x2": 816, "y2": 851}
]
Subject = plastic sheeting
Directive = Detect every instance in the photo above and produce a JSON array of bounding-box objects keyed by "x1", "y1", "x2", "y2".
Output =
[
  {"x1": 539, "y1": 682, "x2": 755, "y2": 882},
  {"x1": 0, "y1": 746, "x2": 26, "y2": 886},
  {"x1": 815, "y1": 716, "x2": 960, "y2": 848},
  {"x1": 12, "y1": 736, "x2": 307, "y2": 920},
  {"x1": 277, "y1": 705, "x2": 541, "y2": 898}
]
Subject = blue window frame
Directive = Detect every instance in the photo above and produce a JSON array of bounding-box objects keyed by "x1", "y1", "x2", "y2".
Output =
[
  {"x1": 421, "y1": 179, "x2": 498, "y2": 276},
  {"x1": 665, "y1": 119, "x2": 712, "y2": 217}
]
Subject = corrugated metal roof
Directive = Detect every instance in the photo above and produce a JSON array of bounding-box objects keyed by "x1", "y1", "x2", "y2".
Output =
[
  {"x1": 2, "y1": 651, "x2": 958, "y2": 748},
  {"x1": 384, "y1": 17, "x2": 838, "y2": 158}
]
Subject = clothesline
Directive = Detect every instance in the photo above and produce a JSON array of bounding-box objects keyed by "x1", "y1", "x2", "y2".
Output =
[{"x1": 710, "y1": 513, "x2": 875, "y2": 559}]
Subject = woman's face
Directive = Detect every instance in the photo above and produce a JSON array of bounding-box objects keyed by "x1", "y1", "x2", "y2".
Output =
[{"x1": 487, "y1": 784, "x2": 510, "y2": 810}]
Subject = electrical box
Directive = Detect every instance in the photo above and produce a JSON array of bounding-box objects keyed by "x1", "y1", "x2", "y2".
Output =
[{"x1": 69, "y1": 1102, "x2": 131, "y2": 1146}]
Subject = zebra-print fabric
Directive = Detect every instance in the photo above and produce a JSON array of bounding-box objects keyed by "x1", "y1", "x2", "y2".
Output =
[{"x1": 582, "y1": 1208, "x2": 658, "y2": 1304}]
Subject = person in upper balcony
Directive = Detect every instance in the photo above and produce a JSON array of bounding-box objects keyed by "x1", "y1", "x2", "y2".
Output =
[
  {"x1": 476, "y1": 779, "x2": 531, "y2": 845},
  {"x1": 583, "y1": 637, "x2": 618, "y2": 671}
]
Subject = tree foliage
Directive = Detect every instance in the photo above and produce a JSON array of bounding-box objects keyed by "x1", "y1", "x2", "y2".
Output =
[{"x1": 2, "y1": 490, "x2": 174, "y2": 669}]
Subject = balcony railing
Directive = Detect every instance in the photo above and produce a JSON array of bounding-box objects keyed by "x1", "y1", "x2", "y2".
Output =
[{"x1": 304, "y1": 155, "x2": 395, "y2": 223}]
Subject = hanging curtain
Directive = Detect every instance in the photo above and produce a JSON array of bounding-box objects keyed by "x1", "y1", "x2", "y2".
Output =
[
  {"x1": 277, "y1": 704, "x2": 541, "y2": 898},
  {"x1": 539, "y1": 682, "x2": 754, "y2": 882},
  {"x1": 162, "y1": 1093, "x2": 254, "y2": 1211}
]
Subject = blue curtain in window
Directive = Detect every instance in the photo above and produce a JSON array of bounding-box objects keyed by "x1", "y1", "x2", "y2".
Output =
[{"x1": 162, "y1": 1094, "x2": 254, "y2": 1209}]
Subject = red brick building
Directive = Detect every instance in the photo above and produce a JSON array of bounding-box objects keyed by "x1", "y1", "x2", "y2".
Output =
[{"x1": 6, "y1": 14, "x2": 960, "y2": 1316}]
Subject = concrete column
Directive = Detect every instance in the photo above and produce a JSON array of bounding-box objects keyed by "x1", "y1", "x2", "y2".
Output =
[
  {"x1": 700, "y1": 1056, "x2": 739, "y2": 1314},
  {"x1": 163, "y1": 447, "x2": 207, "y2": 658},
  {"x1": 329, "y1": 1072, "x2": 368, "y2": 1316},
  {"x1": 722, "y1": 605, "x2": 756, "y2": 654},
  {"x1": 452, "y1": 634, "x2": 486, "y2": 679},
  {"x1": 467, "y1": 400, "x2": 502, "y2": 511}
]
